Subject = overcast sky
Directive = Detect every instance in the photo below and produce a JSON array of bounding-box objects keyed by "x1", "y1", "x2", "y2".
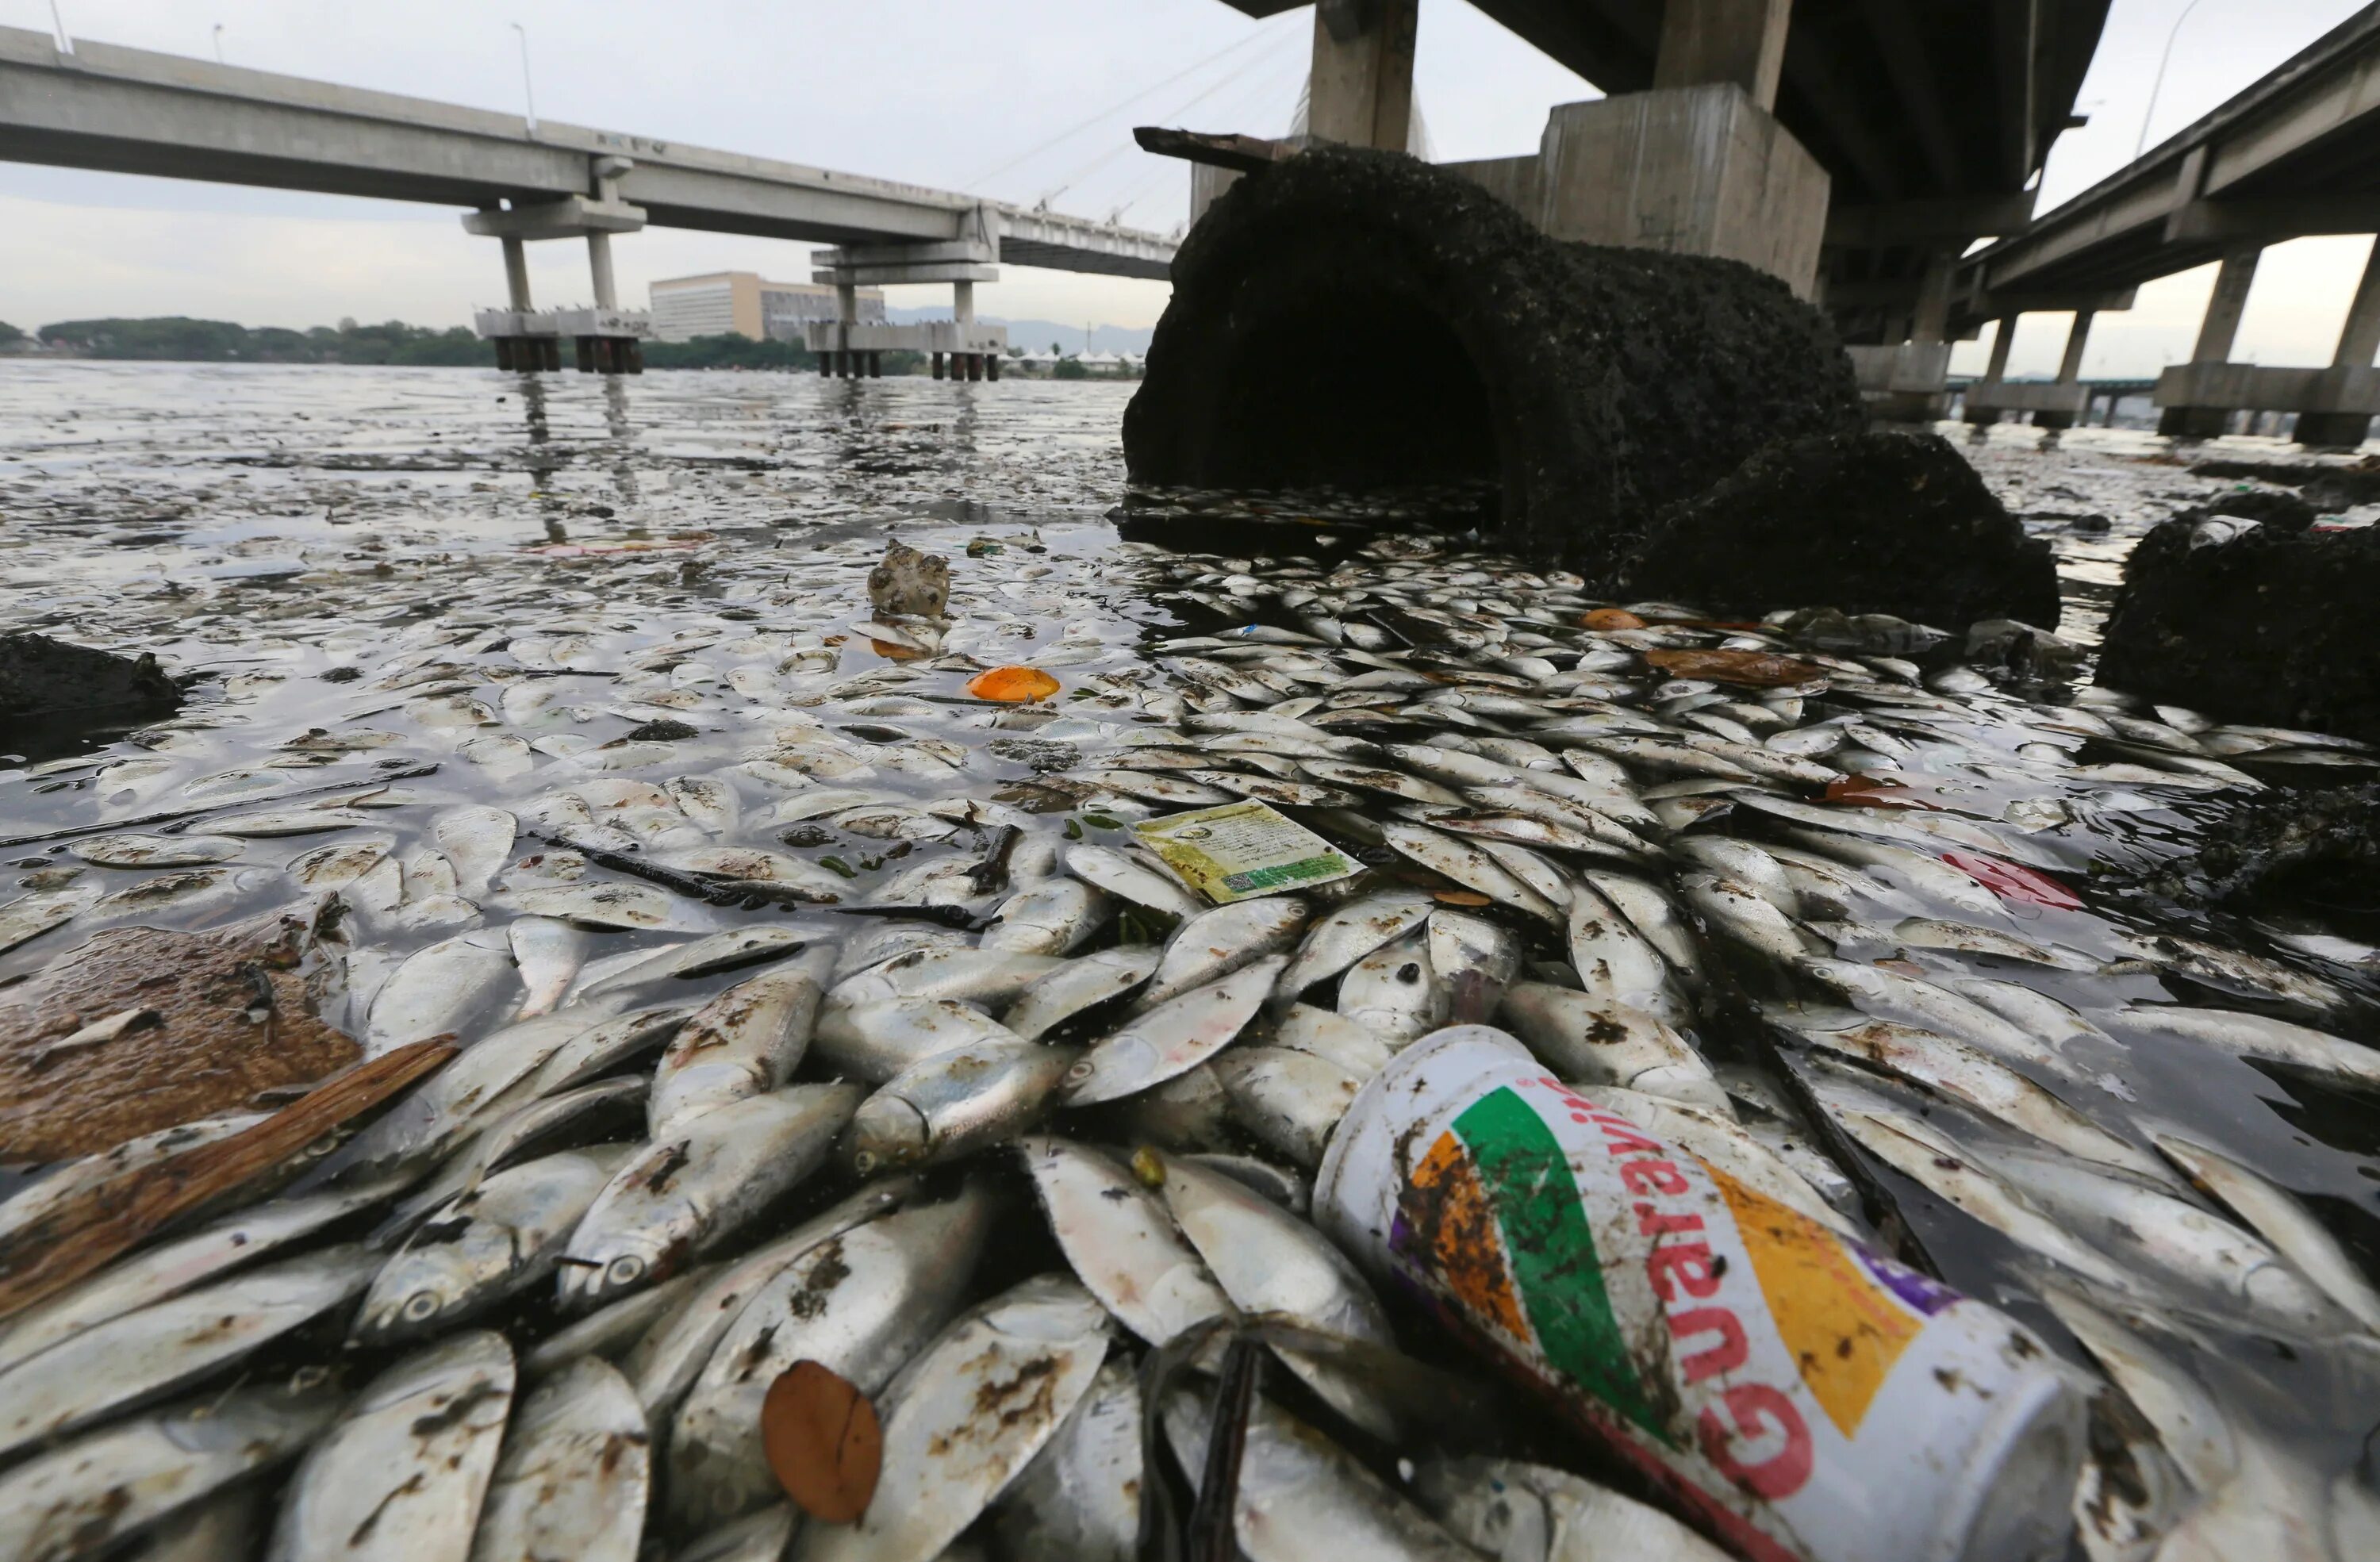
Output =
[{"x1": 0, "y1": 0, "x2": 2370, "y2": 377}]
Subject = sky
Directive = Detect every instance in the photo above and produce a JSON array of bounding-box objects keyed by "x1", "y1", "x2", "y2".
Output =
[{"x1": 0, "y1": 0, "x2": 2370, "y2": 378}]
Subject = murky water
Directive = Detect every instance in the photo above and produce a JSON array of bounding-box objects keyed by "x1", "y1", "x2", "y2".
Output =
[{"x1": 2, "y1": 361, "x2": 2377, "y2": 1558}]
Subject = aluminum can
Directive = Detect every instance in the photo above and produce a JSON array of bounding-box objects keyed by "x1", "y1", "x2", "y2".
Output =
[{"x1": 1315, "y1": 1027, "x2": 2083, "y2": 1562}]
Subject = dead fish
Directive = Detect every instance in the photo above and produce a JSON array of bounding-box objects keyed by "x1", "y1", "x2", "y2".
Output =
[
  {"x1": 1338, "y1": 927, "x2": 1447, "y2": 1044},
  {"x1": 265, "y1": 1330, "x2": 514, "y2": 1561},
  {"x1": 1380, "y1": 822, "x2": 1560, "y2": 922},
  {"x1": 2101, "y1": 1005, "x2": 2380, "y2": 1091},
  {"x1": 1272, "y1": 889, "x2": 1434, "y2": 1007},
  {"x1": 1003, "y1": 947, "x2": 1161, "y2": 1041},
  {"x1": 648, "y1": 959, "x2": 830, "y2": 1136},
  {"x1": 2151, "y1": 1129, "x2": 2380, "y2": 1334},
  {"x1": 1018, "y1": 1136, "x2": 1228, "y2": 1345},
  {"x1": 1679, "y1": 872, "x2": 1825, "y2": 963},
  {"x1": 981, "y1": 877, "x2": 1107, "y2": 954},
  {"x1": 0, "y1": 1181, "x2": 393, "y2": 1376},
  {"x1": 1212, "y1": 1045, "x2": 1365, "y2": 1167},
  {"x1": 1063, "y1": 842, "x2": 1203, "y2": 920},
  {"x1": 509, "y1": 916, "x2": 588, "y2": 1018},
  {"x1": 1162, "y1": 1387, "x2": 1476, "y2": 1561},
  {"x1": 992, "y1": 1358, "x2": 1142, "y2": 1562},
  {"x1": 1418, "y1": 1454, "x2": 1732, "y2": 1562},
  {"x1": 0, "y1": 1245, "x2": 380, "y2": 1462},
  {"x1": 372, "y1": 1078, "x2": 646, "y2": 1247},
  {"x1": 356, "y1": 1146, "x2": 633, "y2": 1345},
  {"x1": 791, "y1": 1275, "x2": 1110, "y2": 1562},
  {"x1": 812, "y1": 996, "x2": 1027, "y2": 1084},
  {"x1": 851, "y1": 1038, "x2": 1081, "y2": 1172},
  {"x1": 1065, "y1": 955, "x2": 1286, "y2": 1105},
  {"x1": 668, "y1": 1188, "x2": 993, "y2": 1528},
  {"x1": 208, "y1": 807, "x2": 381, "y2": 837},
  {"x1": 0, "y1": 1374, "x2": 344, "y2": 1562},
  {"x1": 501, "y1": 880, "x2": 712, "y2": 932},
  {"x1": 1138, "y1": 895, "x2": 1310, "y2": 1011},
  {"x1": 1499, "y1": 982, "x2": 1724, "y2": 1109},
  {"x1": 561, "y1": 1083, "x2": 862, "y2": 1307},
  {"x1": 1566, "y1": 880, "x2": 1688, "y2": 1022},
  {"x1": 825, "y1": 946, "x2": 1065, "y2": 1014},
  {"x1": 470, "y1": 1357, "x2": 649, "y2": 1562},
  {"x1": 367, "y1": 926, "x2": 519, "y2": 1053},
  {"x1": 619, "y1": 1180, "x2": 916, "y2": 1424},
  {"x1": 433, "y1": 805, "x2": 514, "y2": 897},
  {"x1": 69, "y1": 832, "x2": 242, "y2": 868},
  {"x1": 1890, "y1": 916, "x2": 2096, "y2": 970},
  {"x1": 520, "y1": 1268, "x2": 708, "y2": 1384},
  {"x1": 657, "y1": 846, "x2": 850, "y2": 898}
]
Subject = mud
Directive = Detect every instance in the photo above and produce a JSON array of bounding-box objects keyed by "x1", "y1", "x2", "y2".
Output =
[
  {"x1": 1122, "y1": 144, "x2": 1863, "y2": 579},
  {"x1": 1617, "y1": 429, "x2": 2063, "y2": 631},
  {"x1": 2098, "y1": 512, "x2": 2380, "y2": 744}
]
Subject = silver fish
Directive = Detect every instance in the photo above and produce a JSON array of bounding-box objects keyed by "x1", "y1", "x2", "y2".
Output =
[
  {"x1": 1797, "y1": 958, "x2": 2063, "y2": 1073},
  {"x1": 1272, "y1": 890, "x2": 1434, "y2": 1007},
  {"x1": 1499, "y1": 982, "x2": 1724, "y2": 1109},
  {"x1": 0, "y1": 1245, "x2": 378, "y2": 1462},
  {"x1": 1213, "y1": 1046, "x2": 1365, "y2": 1167},
  {"x1": 470, "y1": 1357, "x2": 650, "y2": 1562},
  {"x1": 672, "y1": 1506, "x2": 797, "y2": 1562},
  {"x1": 266, "y1": 1330, "x2": 514, "y2": 1562},
  {"x1": 367, "y1": 926, "x2": 519, "y2": 1054},
  {"x1": 812, "y1": 996, "x2": 1027, "y2": 1083},
  {"x1": 1419, "y1": 1454, "x2": 1733, "y2": 1562},
  {"x1": 851, "y1": 1038, "x2": 1081, "y2": 1172},
  {"x1": 520, "y1": 1266, "x2": 709, "y2": 1383},
  {"x1": 980, "y1": 877, "x2": 1107, "y2": 954},
  {"x1": 2152, "y1": 1130, "x2": 2380, "y2": 1334},
  {"x1": 669, "y1": 1189, "x2": 993, "y2": 1527},
  {"x1": 561, "y1": 1083, "x2": 862, "y2": 1307},
  {"x1": 509, "y1": 915, "x2": 587, "y2": 1018},
  {"x1": 1065, "y1": 955, "x2": 1285, "y2": 1105},
  {"x1": 501, "y1": 880, "x2": 710, "y2": 931},
  {"x1": 1063, "y1": 842, "x2": 1203, "y2": 920},
  {"x1": 2102, "y1": 1005, "x2": 2380, "y2": 1090},
  {"x1": 792, "y1": 1275, "x2": 1110, "y2": 1562},
  {"x1": 0, "y1": 1376, "x2": 344, "y2": 1562},
  {"x1": 1337, "y1": 927, "x2": 1447, "y2": 1044},
  {"x1": 582, "y1": 926, "x2": 824, "y2": 997},
  {"x1": 824, "y1": 946, "x2": 1065, "y2": 1013},
  {"x1": 1680, "y1": 871, "x2": 1824, "y2": 963},
  {"x1": 70, "y1": 832, "x2": 243, "y2": 868},
  {"x1": 1380, "y1": 823, "x2": 1560, "y2": 922},
  {"x1": 1138, "y1": 896, "x2": 1310, "y2": 1011},
  {"x1": 0, "y1": 1183, "x2": 391, "y2": 1376},
  {"x1": 1163, "y1": 1389, "x2": 1477, "y2": 1562},
  {"x1": 649, "y1": 958, "x2": 831, "y2": 1136},
  {"x1": 619, "y1": 1181, "x2": 915, "y2": 1423},
  {"x1": 357, "y1": 1146, "x2": 633, "y2": 1345},
  {"x1": 433, "y1": 805, "x2": 515, "y2": 897},
  {"x1": 1566, "y1": 880, "x2": 1688, "y2": 1021},
  {"x1": 1003, "y1": 947, "x2": 1160, "y2": 1041},
  {"x1": 993, "y1": 1358, "x2": 1142, "y2": 1562},
  {"x1": 1019, "y1": 1136, "x2": 1228, "y2": 1345}
]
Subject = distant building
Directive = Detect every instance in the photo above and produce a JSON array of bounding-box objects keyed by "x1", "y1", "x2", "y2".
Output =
[{"x1": 648, "y1": 271, "x2": 885, "y2": 343}]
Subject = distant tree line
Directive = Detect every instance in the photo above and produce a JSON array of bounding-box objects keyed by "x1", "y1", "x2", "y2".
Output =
[{"x1": 25, "y1": 317, "x2": 483, "y2": 364}]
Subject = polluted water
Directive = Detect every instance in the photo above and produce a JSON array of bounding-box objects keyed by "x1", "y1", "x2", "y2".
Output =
[{"x1": 0, "y1": 363, "x2": 2375, "y2": 1560}]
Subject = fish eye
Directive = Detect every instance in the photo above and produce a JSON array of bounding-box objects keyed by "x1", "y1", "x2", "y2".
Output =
[
  {"x1": 403, "y1": 1292, "x2": 442, "y2": 1322},
  {"x1": 606, "y1": 1255, "x2": 645, "y2": 1287}
]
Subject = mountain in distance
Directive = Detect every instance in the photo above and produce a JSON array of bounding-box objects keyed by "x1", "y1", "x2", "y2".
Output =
[{"x1": 883, "y1": 306, "x2": 1152, "y2": 355}]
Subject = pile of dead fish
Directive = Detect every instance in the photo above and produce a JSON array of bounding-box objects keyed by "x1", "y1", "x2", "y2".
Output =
[{"x1": 1, "y1": 524, "x2": 2378, "y2": 1562}]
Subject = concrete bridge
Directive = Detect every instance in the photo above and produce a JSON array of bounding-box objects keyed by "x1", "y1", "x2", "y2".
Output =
[
  {"x1": 0, "y1": 25, "x2": 1174, "y2": 376},
  {"x1": 1956, "y1": 5, "x2": 2380, "y2": 443}
]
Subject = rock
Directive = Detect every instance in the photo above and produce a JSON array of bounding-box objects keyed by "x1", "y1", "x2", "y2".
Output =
[
  {"x1": 2190, "y1": 459, "x2": 2380, "y2": 512},
  {"x1": 2098, "y1": 512, "x2": 2380, "y2": 746},
  {"x1": 0, "y1": 633, "x2": 180, "y2": 729},
  {"x1": 2178, "y1": 488, "x2": 2317, "y2": 534},
  {"x1": 1615, "y1": 429, "x2": 2062, "y2": 631},
  {"x1": 866, "y1": 541, "x2": 949, "y2": 617},
  {"x1": 624, "y1": 718, "x2": 699, "y2": 743},
  {"x1": 1966, "y1": 619, "x2": 2085, "y2": 679},
  {"x1": 1122, "y1": 144, "x2": 1862, "y2": 579},
  {"x1": 0, "y1": 912, "x2": 361, "y2": 1161},
  {"x1": 2095, "y1": 781, "x2": 2380, "y2": 929}
]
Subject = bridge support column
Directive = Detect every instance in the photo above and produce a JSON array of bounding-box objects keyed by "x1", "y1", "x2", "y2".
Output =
[
  {"x1": 2298, "y1": 238, "x2": 2380, "y2": 446},
  {"x1": 1307, "y1": 0, "x2": 1417, "y2": 151},
  {"x1": 2159, "y1": 246, "x2": 2262, "y2": 436},
  {"x1": 2033, "y1": 311, "x2": 2094, "y2": 429},
  {"x1": 1655, "y1": 0, "x2": 1791, "y2": 109},
  {"x1": 1964, "y1": 317, "x2": 2017, "y2": 425}
]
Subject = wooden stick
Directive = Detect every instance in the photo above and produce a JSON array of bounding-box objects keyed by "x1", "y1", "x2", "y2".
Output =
[{"x1": 0, "y1": 1038, "x2": 455, "y2": 1319}]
